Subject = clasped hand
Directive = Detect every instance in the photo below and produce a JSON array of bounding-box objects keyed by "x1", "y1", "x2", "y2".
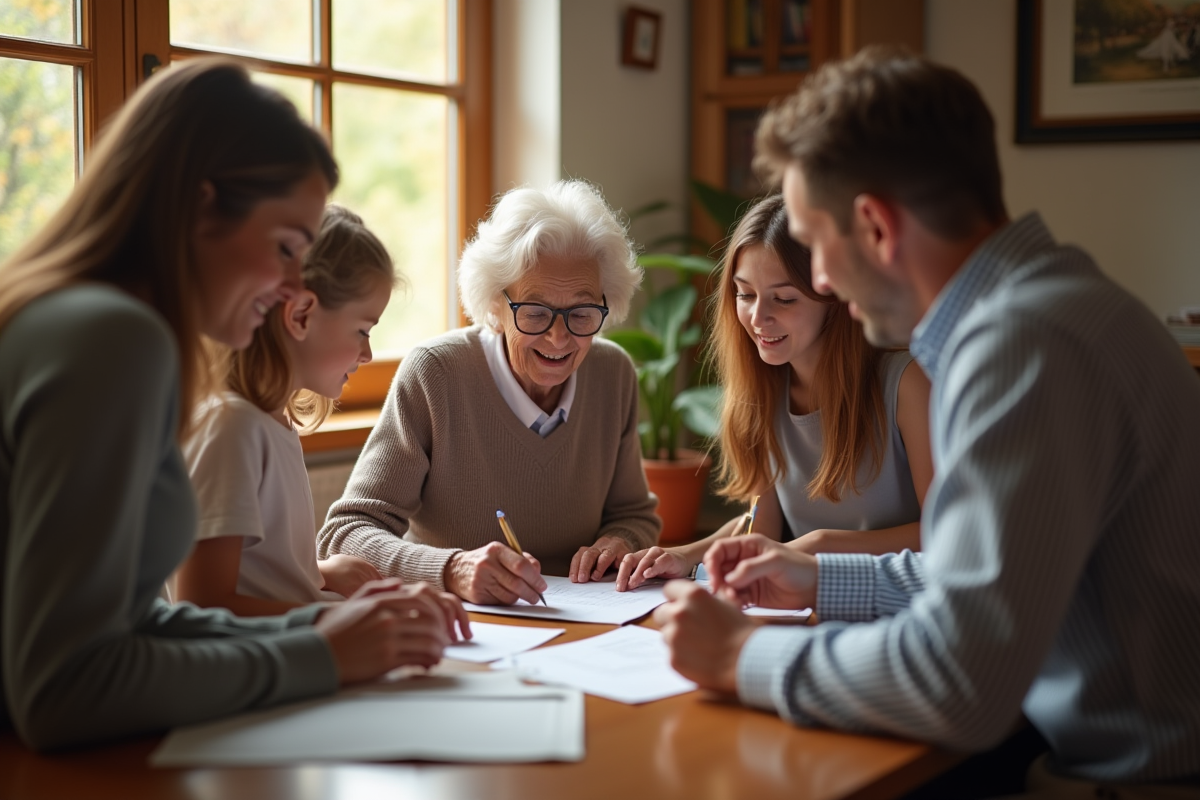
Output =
[{"x1": 315, "y1": 578, "x2": 471, "y2": 685}]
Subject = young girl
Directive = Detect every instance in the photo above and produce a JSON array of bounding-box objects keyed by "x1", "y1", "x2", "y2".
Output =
[
  {"x1": 617, "y1": 193, "x2": 933, "y2": 590},
  {"x1": 0, "y1": 59, "x2": 464, "y2": 752},
  {"x1": 175, "y1": 205, "x2": 397, "y2": 615}
]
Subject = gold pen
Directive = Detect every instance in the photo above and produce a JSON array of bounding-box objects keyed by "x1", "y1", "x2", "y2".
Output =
[{"x1": 496, "y1": 509, "x2": 547, "y2": 606}]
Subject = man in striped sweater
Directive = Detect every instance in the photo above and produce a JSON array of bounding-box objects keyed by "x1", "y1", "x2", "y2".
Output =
[{"x1": 657, "y1": 47, "x2": 1200, "y2": 796}]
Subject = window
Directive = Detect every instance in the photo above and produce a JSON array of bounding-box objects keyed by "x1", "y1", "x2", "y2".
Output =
[
  {"x1": 0, "y1": 0, "x2": 126, "y2": 263},
  {"x1": 0, "y1": 1, "x2": 491, "y2": 408}
]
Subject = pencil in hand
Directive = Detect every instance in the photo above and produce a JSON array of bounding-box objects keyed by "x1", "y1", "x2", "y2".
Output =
[
  {"x1": 735, "y1": 495, "x2": 760, "y2": 537},
  {"x1": 496, "y1": 510, "x2": 547, "y2": 606}
]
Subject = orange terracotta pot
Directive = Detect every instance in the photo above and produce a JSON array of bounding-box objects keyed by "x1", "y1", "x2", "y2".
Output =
[{"x1": 643, "y1": 449, "x2": 712, "y2": 545}]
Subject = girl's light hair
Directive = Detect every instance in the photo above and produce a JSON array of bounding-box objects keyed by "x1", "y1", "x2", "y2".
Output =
[
  {"x1": 0, "y1": 57, "x2": 338, "y2": 438},
  {"x1": 458, "y1": 180, "x2": 641, "y2": 329},
  {"x1": 710, "y1": 194, "x2": 885, "y2": 503},
  {"x1": 223, "y1": 205, "x2": 398, "y2": 432}
]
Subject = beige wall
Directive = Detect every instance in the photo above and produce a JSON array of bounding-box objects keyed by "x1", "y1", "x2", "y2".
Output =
[
  {"x1": 492, "y1": 0, "x2": 691, "y2": 250},
  {"x1": 560, "y1": 0, "x2": 690, "y2": 249},
  {"x1": 927, "y1": 0, "x2": 1200, "y2": 320}
]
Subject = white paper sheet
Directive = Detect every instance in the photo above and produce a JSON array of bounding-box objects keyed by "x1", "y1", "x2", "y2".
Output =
[
  {"x1": 496, "y1": 625, "x2": 696, "y2": 704},
  {"x1": 444, "y1": 621, "x2": 565, "y2": 663},
  {"x1": 463, "y1": 575, "x2": 667, "y2": 625},
  {"x1": 149, "y1": 671, "x2": 584, "y2": 767}
]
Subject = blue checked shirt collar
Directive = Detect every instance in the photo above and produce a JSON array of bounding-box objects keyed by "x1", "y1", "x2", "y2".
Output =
[{"x1": 910, "y1": 212, "x2": 1056, "y2": 383}]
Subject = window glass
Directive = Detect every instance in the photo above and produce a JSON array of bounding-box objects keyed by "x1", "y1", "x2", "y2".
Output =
[
  {"x1": 0, "y1": 0, "x2": 78, "y2": 46},
  {"x1": 332, "y1": 83, "x2": 449, "y2": 353},
  {"x1": 0, "y1": 57, "x2": 77, "y2": 261},
  {"x1": 252, "y1": 71, "x2": 314, "y2": 123},
  {"x1": 333, "y1": 0, "x2": 448, "y2": 84},
  {"x1": 169, "y1": 0, "x2": 312, "y2": 63}
]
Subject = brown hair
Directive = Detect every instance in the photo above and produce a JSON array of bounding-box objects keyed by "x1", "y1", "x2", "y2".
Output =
[
  {"x1": 0, "y1": 57, "x2": 338, "y2": 436},
  {"x1": 755, "y1": 46, "x2": 1005, "y2": 239},
  {"x1": 224, "y1": 205, "x2": 398, "y2": 431},
  {"x1": 711, "y1": 194, "x2": 885, "y2": 503}
]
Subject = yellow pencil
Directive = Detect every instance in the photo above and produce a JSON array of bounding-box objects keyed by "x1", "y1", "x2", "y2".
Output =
[
  {"x1": 737, "y1": 495, "x2": 760, "y2": 536},
  {"x1": 496, "y1": 510, "x2": 547, "y2": 606}
]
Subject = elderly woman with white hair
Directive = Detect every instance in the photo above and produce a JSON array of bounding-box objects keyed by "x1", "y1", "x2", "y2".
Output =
[{"x1": 318, "y1": 180, "x2": 660, "y2": 604}]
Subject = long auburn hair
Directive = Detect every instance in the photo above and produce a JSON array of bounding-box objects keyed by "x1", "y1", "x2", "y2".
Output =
[
  {"x1": 711, "y1": 194, "x2": 885, "y2": 503},
  {"x1": 0, "y1": 58, "x2": 338, "y2": 437},
  {"x1": 221, "y1": 205, "x2": 398, "y2": 432}
]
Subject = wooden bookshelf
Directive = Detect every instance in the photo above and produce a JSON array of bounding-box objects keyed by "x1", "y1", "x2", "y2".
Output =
[{"x1": 690, "y1": 0, "x2": 923, "y2": 244}]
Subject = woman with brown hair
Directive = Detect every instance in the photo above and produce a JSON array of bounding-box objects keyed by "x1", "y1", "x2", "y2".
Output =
[
  {"x1": 617, "y1": 193, "x2": 932, "y2": 590},
  {"x1": 0, "y1": 58, "x2": 465, "y2": 751}
]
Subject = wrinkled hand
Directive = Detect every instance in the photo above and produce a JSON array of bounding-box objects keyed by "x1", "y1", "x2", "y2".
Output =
[
  {"x1": 316, "y1": 581, "x2": 470, "y2": 685},
  {"x1": 318, "y1": 553, "x2": 383, "y2": 598},
  {"x1": 444, "y1": 543, "x2": 546, "y2": 605},
  {"x1": 570, "y1": 535, "x2": 634, "y2": 583},
  {"x1": 653, "y1": 580, "x2": 755, "y2": 693},
  {"x1": 704, "y1": 534, "x2": 818, "y2": 610},
  {"x1": 615, "y1": 546, "x2": 690, "y2": 592}
]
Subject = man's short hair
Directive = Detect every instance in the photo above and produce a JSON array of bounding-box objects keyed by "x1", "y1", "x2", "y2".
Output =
[{"x1": 755, "y1": 46, "x2": 1006, "y2": 239}]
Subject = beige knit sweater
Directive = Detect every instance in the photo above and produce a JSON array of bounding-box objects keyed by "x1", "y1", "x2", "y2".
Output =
[{"x1": 317, "y1": 326, "x2": 660, "y2": 585}]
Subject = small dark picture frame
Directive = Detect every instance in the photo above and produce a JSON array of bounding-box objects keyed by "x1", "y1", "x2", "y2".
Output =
[{"x1": 622, "y1": 7, "x2": 662, "y2": 70}]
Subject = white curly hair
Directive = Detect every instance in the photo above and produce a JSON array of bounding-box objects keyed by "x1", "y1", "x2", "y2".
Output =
[{"x1": 458, "y1": 179, "x2": 642, "y2": 331}]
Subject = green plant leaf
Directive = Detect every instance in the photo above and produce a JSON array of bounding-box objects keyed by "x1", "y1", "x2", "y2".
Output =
[
  {"x1": 637, "y1": 253, "x2": 717, "y2": 277},
  {"x1": 646, "y1": 232, "x2": 714, "y2": 253},
  {"x1": 691, "y1": 178, "x2": 752, "y2": 235},
  {"x1": 674, "y1": 384, "x2": 723, "y2": 438},
  {"x1": 679, "y1": 323, "x2": 702, "y2": 349},
  {"x1": 604, "y1": 328, "x2": 663, "y2": 364},
  {"x1": 641, "y1": 353, "x2": 680, "y2": 383},
  {"x1": 642, "y1": 284, "x2": 696, "y2": 355},
  {"x1": 626, "y1": 199, "x2": 670, "y2": 223}
]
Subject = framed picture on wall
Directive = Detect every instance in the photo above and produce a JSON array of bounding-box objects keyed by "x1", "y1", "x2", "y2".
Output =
[
  {"x1": 1016, "y1": 0, "x2": 1200, "y2": 143},
  {"x1": 622, "y1": 6, "x2": 662, "y2": 70}
]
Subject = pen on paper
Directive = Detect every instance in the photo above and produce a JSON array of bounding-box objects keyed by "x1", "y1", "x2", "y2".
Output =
[{"x1": 496, "y1": 509, "x2": 547, "y2": 606}]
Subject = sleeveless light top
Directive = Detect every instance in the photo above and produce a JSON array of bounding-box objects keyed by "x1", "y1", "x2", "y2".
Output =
[{"x1": 775, "y1": 351, "x2": 921, "y2": 540}]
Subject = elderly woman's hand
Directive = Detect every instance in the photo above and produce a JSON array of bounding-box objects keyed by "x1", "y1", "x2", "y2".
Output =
[
  {"x1": 443, "y1": 542, "x2": 547, "y2": 605},
  {"x1": 569, "y1": 535, "x2": 634, "y2": 583}
]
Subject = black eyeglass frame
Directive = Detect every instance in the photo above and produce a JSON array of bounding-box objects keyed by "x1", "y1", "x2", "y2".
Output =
[{"x1": 503, "y1": 291, "x2": 610, "y2": 337}]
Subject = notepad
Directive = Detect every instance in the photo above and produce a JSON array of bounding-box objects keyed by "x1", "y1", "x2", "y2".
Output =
[
  {"x1": 149, "y1": 671, "x2": 584, "y2": 766},
  {"x1": 495, "y1": 625, "x2": 697, "y2": 704},
  {"x1": 463, "y1": 575, "x2": 667, "y2": 625}
]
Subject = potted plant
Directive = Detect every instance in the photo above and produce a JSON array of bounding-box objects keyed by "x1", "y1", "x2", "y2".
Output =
[{"x1": 606, "y1": 181, "x2": 747, "y2": 543}]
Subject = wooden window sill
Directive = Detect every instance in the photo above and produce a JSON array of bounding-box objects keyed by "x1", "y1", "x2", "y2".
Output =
[{"x1": 300, "y1": 408, "x2": 380, "y2": 454}]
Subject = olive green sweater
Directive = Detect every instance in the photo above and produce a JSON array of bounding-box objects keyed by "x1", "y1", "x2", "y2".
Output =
[
  {"x1": 319, "y1": 326, "x2": 660, "y2": 584},
  {"x1": 0, "y1": 285, "x2": 336, "y2": 750}
]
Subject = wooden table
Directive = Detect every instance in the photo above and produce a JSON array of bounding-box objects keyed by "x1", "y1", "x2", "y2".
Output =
[{"x1": 0, "y1": 615, "x2": 960, "y2": 800}]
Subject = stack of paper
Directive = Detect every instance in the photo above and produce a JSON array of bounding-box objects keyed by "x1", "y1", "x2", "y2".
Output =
[
  {"x1": 149, "y1": 671, "x2": 584, "y2": 766},
  {"x1": 496, "y1": 625, "x2": 696, "y2": 704},
  {"x1": 463, "y1": 575, "x2": 667, "y2": 625}
]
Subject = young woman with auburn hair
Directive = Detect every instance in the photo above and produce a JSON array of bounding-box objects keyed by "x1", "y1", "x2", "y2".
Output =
[{"x1": 617, "y1": 193, "x2": 932, "y2": 591}]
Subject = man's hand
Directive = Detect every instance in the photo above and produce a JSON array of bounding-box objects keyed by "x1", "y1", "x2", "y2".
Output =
[
  {"x1": 704, "y1": 534, "x2": 818, "y2": 610},
  {"x1": 443, "y1": 543, "x2": 546, "y2": 605},
  {"x1": 569, "y1": 535, "x2": 634, "y2": 583},
  {"x1": 653, "y1": 581, "x2": 756, "y2": 694}
]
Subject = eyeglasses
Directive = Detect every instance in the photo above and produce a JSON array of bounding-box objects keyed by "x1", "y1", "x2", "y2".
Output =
[{"x1": 503, "y1": 291, "x2": 609, "y2": 337}]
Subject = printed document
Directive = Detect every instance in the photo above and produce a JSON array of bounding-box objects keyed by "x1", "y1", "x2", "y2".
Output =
[
  {"x1": 495, "y1": 625, "x2": 696, "y2": 704},
  {"x1": 463, "y1": 575, "x2": 666, "y2": 625},
  {"x1": 445, "y1": 621, "x2": 565, "y2": 663}
]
